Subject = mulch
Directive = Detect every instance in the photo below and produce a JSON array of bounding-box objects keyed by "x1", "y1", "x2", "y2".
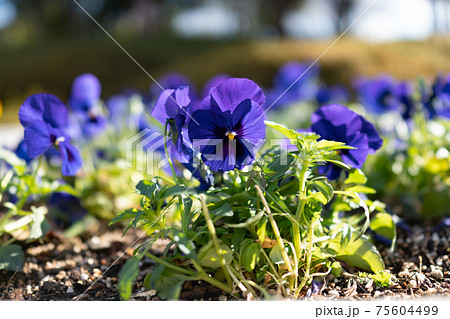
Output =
[{"x1": 1, "y1": 220, "x2": 450, "y2": 301}]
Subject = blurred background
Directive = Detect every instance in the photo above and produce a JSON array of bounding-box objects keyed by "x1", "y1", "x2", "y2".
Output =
[{"x1": 1, "y1": 0, "x2": 450, "y2": 122}]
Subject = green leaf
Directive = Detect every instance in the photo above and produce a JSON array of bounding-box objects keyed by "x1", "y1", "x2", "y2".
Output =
[
  {"x1": 29, "y1": 207, "x2": 50, "y2": 240},
  {"x1": 181, "y1": 197, "x2": 194, "y2": 234},
  {"x1": 0, "y1": 245, "x2": 25, "y2": 271},
  {"x1": 154, "y1": 274, "x2": 187, "y2": 300},
  {"x1": 316, "y1": 140, "x2": 353, "y2": 151},
  {"x1": 346, "y1": 185, "x2": 376, "y2": 194},
  {"x1": 334, "y1": 190, "x2": 371, "y2": 239},
  {"x1": 345, "y1": 169, "x2": 367, "y2": 184},
  {"x1": 210, "y1": 203, "x2": 233, "y2": 217},
  {"x1": 370, "y1": 212, "x2": 396, "y2": 242},
  {"x1": 327, "y1": 234, "x2": 385, "y2": 272},
  {"x1": 231, "y1": 228, "x2": 247, "y2": 252},
  {"x1": 339, "y1": 224, "x2": 353, "y2": 251},
  {"x1": 265, "y1": 120, "x2": 301, "y2": 143},
  {"x1": 256, "y1": 217, "x2": 267, "y2": 243},
  {"x1": 109, "y1": 208, "x2": 142, "y2": 226},
  {"x1": 224, "y1": 210, "x2": 264, "y2": 228},
  {"x1": 0, "y1": 149, "x2": 26, "y2": 175},
  {"x1": 198, "y1": 242, "x2": 233, "y2": 268},
  {"x1": 269, "y1": 243, "x2": 285, "y2": 265},
  {"x1": 170, "y1": 229, "x2": 197, "y2": 260},
  {"x1": 135, "y1": 180, "x2": 157, "y2": 198},
  {"x1": 241, "y1": 242, "x2": 261, "y2": 272},
  {"x1": 324, "y1": 159, "x2": 351, "y2": 170},
  {"x1": 311, "y1": 179, "x2": 334, "y2": 203},
  {"x1": 369, "y1": 270, "x2": 392, "y2": 287},
  {"x1": 162, "y1": 185, "x2": 196, "y2": 198},
  {"x1": 144, "y1": 263, "x2": 165, "y2": 290},
  {"x1": 118, "y1": 257, "x2": 140, "y2": 300}
]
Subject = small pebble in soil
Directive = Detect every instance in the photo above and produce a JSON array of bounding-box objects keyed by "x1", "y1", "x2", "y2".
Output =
[
  {"x1": 430, "y1": 267, "x2": 444, "y2": 280},
  {"x1": 328, "y1": 290, "x2": 340, "y2": 298},
  {"x1": 67, "y1": 287, "x2": 74, "y2": 294},
  {"x1": 219, "y1": 295, "x2": 227, "y2": 301},
  {"x1": 80, "y1": 274, "x2": 90, "y2": 281}
]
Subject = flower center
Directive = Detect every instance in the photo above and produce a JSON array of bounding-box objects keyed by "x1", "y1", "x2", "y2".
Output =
[
  {"x1": 55, "y1": 136, "x2": 66, "y2": 145},
  {"x1": 225, "y1": 131, "x2": 237, "y2": 140}
]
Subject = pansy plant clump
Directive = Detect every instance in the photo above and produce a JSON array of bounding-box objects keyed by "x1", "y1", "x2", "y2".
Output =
[{"x1": 114, "y1": 78, "x2": 389, "y2": 300}]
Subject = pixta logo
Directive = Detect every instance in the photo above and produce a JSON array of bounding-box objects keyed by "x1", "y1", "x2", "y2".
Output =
[{"x1": 126, "y1": 129, "x2": 167, "y2": 174}]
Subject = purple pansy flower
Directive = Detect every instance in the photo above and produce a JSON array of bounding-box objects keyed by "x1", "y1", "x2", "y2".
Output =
[
  {"x1": 355, "y1": 75, "x2": 414, "y2": 120},
  {"x1": 266, "y1": 61, "x2": 319, "y2": 110},
  {"x1": 69, "y1": 73, "x2": 102, "y2": 112},
  {"x1": 188, "y1": 78, "x2": 266, "y2": 171},
  {"x1": 19, "y1": 94, "x2": 82, "y2": 176},
  {"x1": 309, "y1": 104, "x2": 383, "y2": 179},
  {"x1": 48, "y1": 192, "x2": 87, "y2": 226},
  {"x1": 68, "y1": 73, "x2": 106, "y2": 139},
  {"x1": 151, "y1": 86, "x2": 194, "y2": 163},
  {"x1": 151, "y1": 72, "x2": 194, "y2": 98},
  {"x1": 316, "y1": 85, "x2": 349, "y2": 106},
  {"x1": 422, "y1": 74, "x2": 450, "y2": 119}
]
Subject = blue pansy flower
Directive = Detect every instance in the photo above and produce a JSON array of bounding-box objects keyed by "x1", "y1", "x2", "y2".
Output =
[
  {"x1": 68, "y1": 74, "x2": 106, "y2": 140},
  {"x1": 19, "y1": 94, "x2": 82, "y2": 176},
  {"x1": 188, "y1": 78, "x2": 266, "y2": 171},
  {"x1": 48, "y1": 192, "x2": 87, "y2": 226},
  {"x1": 316, "y1": 85, "x2": 349, "y2": 106},
  {"x1": 150, "y1": 86, "x2": 194, "y2": 163},
  {"x1": 355, "y1": 75, "x2": 414, "y2": 120},
  {"x1": 422, "y1": 74, "x2": 450, "y2": 119},
  {"x1": 309, "y1": 104, "x2": 383, "y2": 180},
  {"x1": 266, "y1": 61, "x2": 319, "y2": 110},
  {"x1": 151, "y1": 72, "x2": 194, "y2": 99},
  {"x1": 69, "y1": 73, "x2": 102, "y2": 112}
]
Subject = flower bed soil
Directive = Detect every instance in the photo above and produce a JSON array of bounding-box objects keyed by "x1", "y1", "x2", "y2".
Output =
[{"x1": 1, "y1": 221, "x2": 450, "y2": 301}]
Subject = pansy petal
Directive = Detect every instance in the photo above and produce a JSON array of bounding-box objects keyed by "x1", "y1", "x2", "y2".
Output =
[
  {"x1": 341, "y1": 133, "x2": 370, "y2": 168},
  {"x1": 234, "y1": 100, "x2": 266, "y2": 146},
  {"x1": 70, "y1": 73, "x2": 101, "y2": 112},
  {"x1": 23, "y1": 121, "x2": 53, "y2": 158},
  {"x1": 207, "y1": 78, "x2": 265, "y2": 112},
  {"x1": 202, "y1": 74, "x2": 230, "y2": 98},
  {"x1": 59, "y1": 141, "x2": 83, "y2": 176},
  {"x1": 20, "y1": 93, "x2": 68, "y2": 128},
  {"x1": 360, "y1": 116, "x2": 383, "y2": 153}
]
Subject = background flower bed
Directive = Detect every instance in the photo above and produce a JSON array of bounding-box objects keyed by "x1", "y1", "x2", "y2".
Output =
[{"x1": 2, "y1": 37, "x2": 450, "y2": 122}]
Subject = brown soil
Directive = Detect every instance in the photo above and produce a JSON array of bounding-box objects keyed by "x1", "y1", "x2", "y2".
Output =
[{"x1": 1, "y1": 220, "x2": 450, "y2": 301}]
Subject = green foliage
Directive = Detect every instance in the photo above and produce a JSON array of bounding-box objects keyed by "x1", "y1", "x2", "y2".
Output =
[
  {"x1": 0, "y1": 244, "x2": 25, "y2": 271},
  {"x1": 114, "y1": 120, "x2": 387, "y2": 299},
  {"x1": 118, "y1": 257, "x2": 140, "y2": 300}
]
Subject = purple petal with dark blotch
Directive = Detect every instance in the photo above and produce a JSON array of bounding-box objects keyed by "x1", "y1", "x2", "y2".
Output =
[{"x1": 59, "y1": 141, "x2": 82, "y2": 176}]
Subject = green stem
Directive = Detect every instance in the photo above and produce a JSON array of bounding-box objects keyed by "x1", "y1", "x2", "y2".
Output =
[
  {"x1": 293, "y1": 161, "x2": 309, "y2": 264},
  {"x1": 15, "y1": 156, "x2": 43, "y2": 211},
  {"x1": 295, "y1": 218, "x2": 315, "y2": 297},
  {"x1": 255, "y1": 185, "x2": 295, "y2": 293},
  {"x1": 200, "y1": 194, "x2": 233, "y2": 288},
  {"x1": 145, "y1": 252, "x2": 233, "y2": 293},
  {"x1": 163, "y1": 121, "x2": 178, "y2": 183}
]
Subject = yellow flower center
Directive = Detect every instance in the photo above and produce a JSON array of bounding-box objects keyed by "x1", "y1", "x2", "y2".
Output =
[{"x1": 226, "y1": 131, "x2": 236, "y2": 140}]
